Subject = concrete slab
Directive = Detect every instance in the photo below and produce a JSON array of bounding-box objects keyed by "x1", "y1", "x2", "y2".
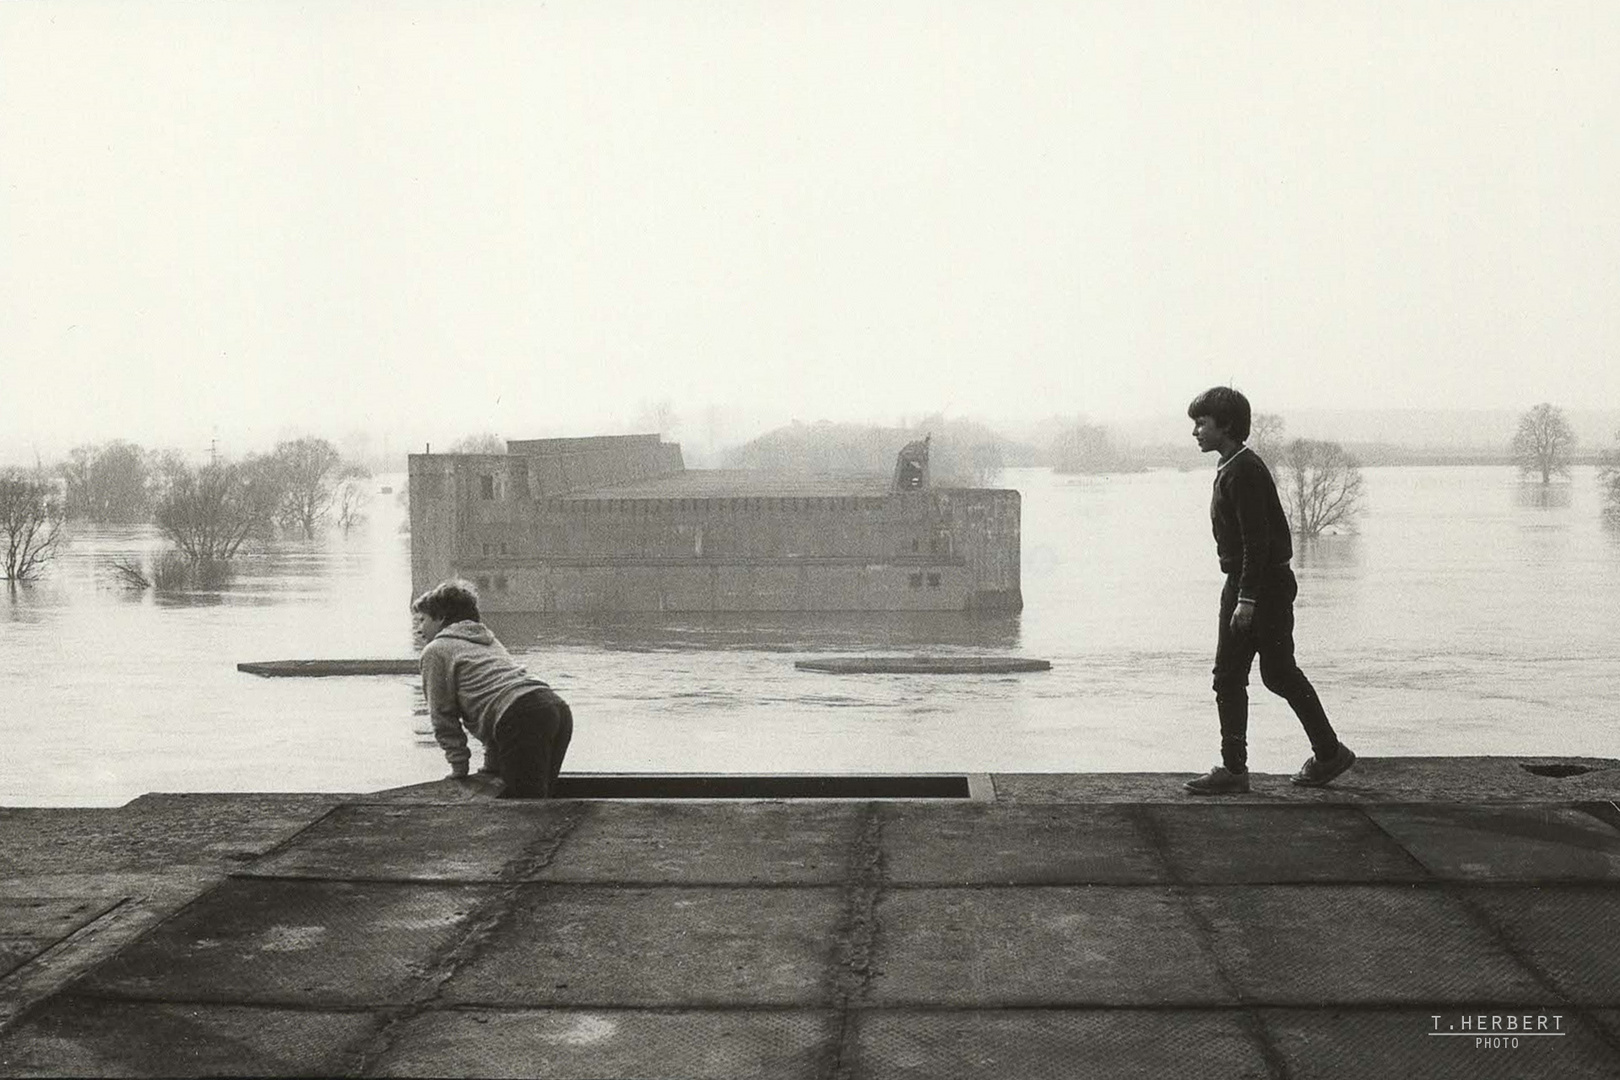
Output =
[
  {"x1": 441, "y1": 885, "x2": 845, "y2": 1007},
  {"x1": 1144, "y1": 805, "x2": 1430, "y2": 883},
  {"x1": 0, "y1": 999, "x2": 379, "y2": 1078},
  {"x1": 1258, "y1": 1006, "x2": 1620, "y2": 1078},
  {"x1": 0, "y1": 899, "x2": 120, "y2": 943},
  {"x1": 1592, "y1": 1009, "x2": 1620, "y2": 1049},
  {"x1": 370, "y1": 1008, "x2": 837, "y2": 1079},
  {"x1": 868, "y1": 887, "x2": 1233, "y2": 1006},
  {"x1": 878, "y1": 804, "x2": 1169, "y2": 885},
  {"x1": 1465, "y1": 886, "x2": 1620, "y2": 1005},
  {"x1": 1188, "y1": 885, "x2": 1553, "y2": 1005},
  {"x1": 243, "y1": 803, "x2": 580, "y2": 882},
  {"x1": 991, "y1": 757, "x2": 1620, "y2": 804},
  {"x1": 0, "y1": 899, "x2": 120, "y2": 978},
  {"x1": 843, "y1": 1008, "x2": 1272, "y2": 1079},
  {"x1": 0, "y1": 946, "x2": 40, "y2": 983},
  {"x1": 79, "y1": 878, "x2": 498, "y2": 1007},
  {"x1": 535, "y1": 802, "x2": 862, "y2": 884},
  {"x1": 0, "y1": 795, "x2": 340, "y2": 875},
  {"x1": 0, "y1": 882, "x2": 216, "y2": 1033},
  {"x1": 1364, "y1": 805, "x2": 1620, "y2": 881}
]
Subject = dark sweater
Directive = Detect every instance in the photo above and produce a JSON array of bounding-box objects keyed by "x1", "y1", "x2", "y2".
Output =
[{"x1": 1210, "y1": 446, "x2": 1292, "y2": 598}]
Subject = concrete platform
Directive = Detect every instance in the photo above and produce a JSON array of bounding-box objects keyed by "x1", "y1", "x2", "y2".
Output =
[{"x1": 3, "y1": 757, "x2": 1620, "y2": 1077}]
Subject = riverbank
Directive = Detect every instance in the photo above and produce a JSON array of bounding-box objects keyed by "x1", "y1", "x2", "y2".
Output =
[{"x1": 4, "y1": 756, "x2": 1620, "y2": 1076}]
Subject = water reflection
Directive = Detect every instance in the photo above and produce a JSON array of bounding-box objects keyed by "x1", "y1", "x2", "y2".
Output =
[
  {"x1": 1513, "y1": 482, "x2": 1573, "y2": 510},
  {"x1": 487, "y1": 610, "x2": 1024, "y2": 655},
  {"x1": 1293, "y1": 535, "x2": 1362, "y2": 572}
]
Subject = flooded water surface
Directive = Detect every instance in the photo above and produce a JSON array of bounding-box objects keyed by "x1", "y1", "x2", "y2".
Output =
[{"x1": 4, "y1": 466, "x2": 1617, "y2": 805}]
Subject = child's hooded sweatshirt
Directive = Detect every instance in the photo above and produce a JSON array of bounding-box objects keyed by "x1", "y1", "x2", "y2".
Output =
[{"x1": 420, "y1": 621, "x2": 550, "y2": 771}]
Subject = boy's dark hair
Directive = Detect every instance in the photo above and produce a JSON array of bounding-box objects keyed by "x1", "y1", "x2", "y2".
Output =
[
  {"x1": 1187, "y1": 386, "x2": 1252, "y2": 443},
  {"x1": 411, "y1": 578, "x2": 481, "y2": 624}
]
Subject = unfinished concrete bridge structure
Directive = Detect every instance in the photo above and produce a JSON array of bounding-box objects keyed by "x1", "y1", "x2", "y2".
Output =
[{"x1": 409, "y1": 434, "x2": 1021, "y2": 614}]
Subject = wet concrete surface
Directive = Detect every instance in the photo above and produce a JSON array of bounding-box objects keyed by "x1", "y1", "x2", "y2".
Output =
[{"x1": 1, "y1": 756, "x2": 1619, "y2": 1077}]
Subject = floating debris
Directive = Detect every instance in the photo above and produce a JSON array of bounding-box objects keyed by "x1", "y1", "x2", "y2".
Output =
[
  {"x1": 795, "y1": 656, "x2": 1051, "y2": 675},
  {"x1": 237, "y1": 659, "x2": 420, "y2": 677}
]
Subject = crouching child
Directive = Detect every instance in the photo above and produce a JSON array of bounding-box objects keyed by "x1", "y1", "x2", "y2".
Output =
[{"x1": 411, "y1": 578, "x2": 572, "y2": 798}]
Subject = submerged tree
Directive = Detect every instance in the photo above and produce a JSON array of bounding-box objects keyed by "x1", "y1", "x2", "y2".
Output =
[
  {"x1": 60, "y1": 441, "x2": 151, "y2": 523},
  {"x1": 270, "y1": 437, "x2": 343, "y2": 539},
  {"x1": 0, "y1": 471, "x2": 66, "y2": 582},
  {"x1": 1512, "y1": 403, "x2": 1576, "y2": 485},
  {"x1": 333, "y1": 465, "x2": 373, "y2": 534},
  {"x1": 154, "y1": 461, "x2": 279, "y2": 562},
  {"x1": 1277, "y1": 438, "x2": 1365, "y2": 538},
  {"x1": 1600, "y1": 428, "x2": 1620, "y2": 527}
]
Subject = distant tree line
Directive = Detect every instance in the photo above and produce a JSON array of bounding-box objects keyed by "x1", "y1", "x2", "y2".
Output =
[
  {"x1": 723, "y1": 416, "x2": 1017, "y2": 487},
  {"x1": 1, "y1": 437, "x2": 373, "y2": 588},
  {"x1": 1047, "y1": 421, "x2": 1143, "y2": 475}
]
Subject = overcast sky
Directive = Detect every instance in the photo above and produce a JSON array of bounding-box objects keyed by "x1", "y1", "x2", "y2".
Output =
[{"x1": 3, "y1": 1, "x2": 1618, "y2": 459}]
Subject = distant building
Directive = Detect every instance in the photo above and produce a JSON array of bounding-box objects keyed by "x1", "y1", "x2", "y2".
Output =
[{"x1": 409, "y1": 434, "x2": 1021, "y2": 613}]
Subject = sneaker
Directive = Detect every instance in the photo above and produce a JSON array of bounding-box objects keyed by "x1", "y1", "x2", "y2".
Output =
[
  {"x1": 1292, "y1": 744, "x2": 1357, "y2": 787},
  {"x1": 1184, "y1": 766, "x2": 1250, "y2": 795}
]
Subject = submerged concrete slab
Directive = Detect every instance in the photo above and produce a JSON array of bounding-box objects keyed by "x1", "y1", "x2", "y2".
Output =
[
  {"x1": 1188, "y1": 885, "x2": 1552, "y2": 1005},
  {"x1": 879, "y1": 804, "x2": 1169, "y2": 885},
  {"x1": 1144, "y1": 805, "x2": 1430, "y2": 883},
  {"x1": 371, "y1": 1008, "x2": 837, "y2": 1079},
  {"x1": 535, "y1": 802, "x2": 862, "y2": 884},
  {"x1": 1465, "y1": 886, "x2": 1620, "y2": 1005},
  {"x1": 0, "y1": 999, "x2": 379, "y2": 1078},
  {"x1": 1258, "y1": 1007, "x2": 1620, "y2": 1079},
  {"x1": 244, "y1": 803, "x2": 580, "y2": 882},
  {"x1": 441, "y1": 885, "x2": 845, "y2": 1007},
  {"x1": 868, "y1": 887, "x2": 1232, "y2": 1006},
  {"x1": 1364, "y1": 804, "x2": 1620, "y2": 881},
  {"x1": 844, "y1": 1009, "x2": 1272, "y2": 1080},
  {"x1": 79, "y1": 878, "x2": 497, "y2": 1007}
]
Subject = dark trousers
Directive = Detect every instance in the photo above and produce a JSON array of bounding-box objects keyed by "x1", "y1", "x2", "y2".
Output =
[
  {"x1": 493, "y1": 688, "x2": 573, "y2": 799},
  {"x1": 1212, "y1": 567, "x2": 1338, "y2": 773}
]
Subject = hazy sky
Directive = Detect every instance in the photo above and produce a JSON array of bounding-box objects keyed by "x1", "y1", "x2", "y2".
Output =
[{"x1": 4, "y1": 1, "x2": 1618, "y2": 458}]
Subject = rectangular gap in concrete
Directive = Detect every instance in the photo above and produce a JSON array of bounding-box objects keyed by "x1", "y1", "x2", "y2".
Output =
[{"x1": 553, "y1": 774, "x2": 974, "y2": 800}]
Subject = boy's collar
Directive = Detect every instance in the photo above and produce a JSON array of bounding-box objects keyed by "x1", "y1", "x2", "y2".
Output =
[{"x1": 1216, "y1": 444, "x2": 1251, "y2": 471}]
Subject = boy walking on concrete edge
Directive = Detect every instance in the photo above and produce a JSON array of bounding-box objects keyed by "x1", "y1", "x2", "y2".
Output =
[
  {"x1": 412, "y1": 578, "x2": 573, "y2": 798},
  {"x1": 1184, "y1": 387, "x2": 1355, "y2": 795}
]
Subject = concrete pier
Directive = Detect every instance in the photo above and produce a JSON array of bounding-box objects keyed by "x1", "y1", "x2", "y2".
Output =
[{"x1": 3, "y1": 757, "x2": 1620, "y2": 1077}]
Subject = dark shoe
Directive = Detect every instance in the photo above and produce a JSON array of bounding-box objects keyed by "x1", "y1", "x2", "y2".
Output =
[
  {"x1": 1184, "y1": 766, "x2": 1250, "y2": 795},
  {"x1": 1292, "y1": 744, "x2": 1357, "y2": 787}
]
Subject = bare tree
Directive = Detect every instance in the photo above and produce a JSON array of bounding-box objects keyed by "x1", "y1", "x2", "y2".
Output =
[
  {"x1": 0, "y1": 471, "x2": 66, "y2": 582},
  {"x1": 1277, "y1": 438, "x2": 1365, "y2": 538},
  {"x1": 269, "y1": 437, "x2": 342, "y2": 538},
  {"x1": 154, "y1": 462, "x2": 277, "y2": 561},
  {"x1": 1512, "y1": 402, "x2": 1576, "y2": 485},
  {"x1": 1250, "y1": 413, "x2": 1286, "y2": 464},
  {"x1": 334, "y1": 465, "x2": 373, "y2": 534}
]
